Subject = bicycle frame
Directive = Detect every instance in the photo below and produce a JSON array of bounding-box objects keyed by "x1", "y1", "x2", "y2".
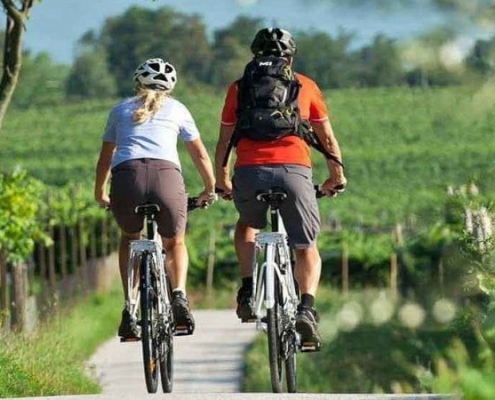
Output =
[
  {"x1": 251, "y1": 232, "x2": 298, "y2": 327},
  {"x1": 251, "y1": 191, "x2": 299, "y2": 327},
  {"x1": 249, "y1": 189, "x2": 300, "y2": 393},
  {"x1": 126, "y1": 210, "x2": 171, "y2": 325}
]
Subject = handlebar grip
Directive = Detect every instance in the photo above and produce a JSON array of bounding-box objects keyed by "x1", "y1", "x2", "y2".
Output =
[
  {"x1": 314, "y1": 185, "x2": 326, "y2": 199},
  {"x1": 314, "y1": 184, "x2": 346, "y2": 198}
]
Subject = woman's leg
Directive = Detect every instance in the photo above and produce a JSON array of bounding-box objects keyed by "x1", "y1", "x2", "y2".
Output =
[
  {"x1": 162, "y1": 231, "x2": 195, "y2": 335},
  {"x1": 119, "y1": 230, "x2": 141, "y2": 300},
  {"x1": 162, "y1": 231, "x2": 188, "y2": 292}
]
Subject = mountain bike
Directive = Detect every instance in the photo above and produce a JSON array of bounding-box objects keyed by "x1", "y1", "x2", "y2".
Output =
[
  {"x1": 250, "y1": 185, "x2": 336, "y2": 393},
  {"x1": 124, "y1": 197, "x2": 203, "y2": 393}
]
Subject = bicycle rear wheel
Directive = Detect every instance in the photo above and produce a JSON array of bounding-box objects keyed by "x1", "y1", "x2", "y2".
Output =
[
  {"x1": 266, "y1": 271, "x2": 284, "y2": 393},
  {"x1": 160, "y1": 277, "x2": 174, "y2": 393},
  {"x1": 140, "y1": 252, "x2": 159, "y2": 393}
]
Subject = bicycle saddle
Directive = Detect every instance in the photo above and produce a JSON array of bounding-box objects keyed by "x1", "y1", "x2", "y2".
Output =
[
  {"x1": 256, "y1": 187, "x2": 288, "y2": 204},
  {"x1": 134, "y1": 203, "x2": 160, "y2": 216}
]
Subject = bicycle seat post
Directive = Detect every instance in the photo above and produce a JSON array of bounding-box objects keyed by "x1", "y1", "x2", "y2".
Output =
[
  {"x1": 269, "y1": 201, "x2": 280, "y2": 233},
  {"x1": 134, "y1": 204, "x2": 161, "y2": 240},
  {"x1": 256, "y1": 188, "x2": 288, "y2": 233}
]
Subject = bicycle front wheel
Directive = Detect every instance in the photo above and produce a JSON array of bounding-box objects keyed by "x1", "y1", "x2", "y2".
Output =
[
  {"x1": 284, "y1": 329, "x2": 297, "y2": 393},
  {"x1": 140, "y1": 252, "x2": 159, "y2": 393},
  {"x1": 266, "y1": 271, "x2": 284, "y2": 393},
  {"x1": 160, "y1": 277, "x2": 174, "y2": 393}
]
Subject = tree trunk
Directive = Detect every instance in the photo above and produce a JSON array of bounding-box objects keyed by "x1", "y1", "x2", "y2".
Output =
[
  {"x1": 0, "y1": 0, "x2": 36, "y2": 129},
  {"x1": 0, "y1": 248, "x2": 8, "y2": 329},
  {"x1": 11, "y1": 263, "x2": 27, "y2": 331}
]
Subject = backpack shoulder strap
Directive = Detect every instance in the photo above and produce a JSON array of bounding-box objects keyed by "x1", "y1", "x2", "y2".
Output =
[{"x1": 297, "y1": 121, "x2": 345, "y2": 168}]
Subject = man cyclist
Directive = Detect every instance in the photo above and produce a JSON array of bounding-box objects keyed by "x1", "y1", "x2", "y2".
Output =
[{"x1": 214, "y1": 27, "x2": 347, "y2": 349}]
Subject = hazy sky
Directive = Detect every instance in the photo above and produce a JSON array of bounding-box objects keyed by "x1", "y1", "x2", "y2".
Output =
[{"x1": 23, "y1": 0, "x2": 471, "y2": 65}]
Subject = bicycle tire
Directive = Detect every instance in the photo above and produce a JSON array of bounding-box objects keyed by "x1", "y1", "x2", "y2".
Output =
[
  {"x1": 160, "y1": 277, "x2": 174, "y2": 393},
  {"x1": 279, "y1": 246, "x2": 297, "y2": 393},
  {"x1": 140, "y1": 252, "x2": 159, "y2": 393},
  {"x1": 284, "y1": 329, "x2": 297, "y2": 392},
  {"x1": 266, "y1": 270, "x2": 284, "y2": 393}
]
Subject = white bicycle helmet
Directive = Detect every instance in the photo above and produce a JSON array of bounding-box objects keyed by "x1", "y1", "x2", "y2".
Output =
[{"x1": 134, "y1": 58, "x2": 177, "y2": 91}]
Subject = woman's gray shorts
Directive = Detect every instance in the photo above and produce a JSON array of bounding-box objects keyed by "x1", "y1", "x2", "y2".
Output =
[
  {"x1": 232, "y1": 165, "x2": 320, "y2": 249},
  {"x1": 110, "y1": 158, "x2": 187, "y2": 238}
]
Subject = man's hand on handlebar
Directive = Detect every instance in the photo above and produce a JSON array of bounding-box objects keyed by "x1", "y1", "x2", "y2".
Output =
[
  {"x1": 319, "y1": 177, "x2": 347, "y2": 198},
  {"x1": 215, "y1": 181, "x2": 233, "y2": 201}
]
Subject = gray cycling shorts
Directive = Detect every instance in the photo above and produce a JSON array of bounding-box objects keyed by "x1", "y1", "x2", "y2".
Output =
[
  {"x1": 109, "y1": 158, "x2": 187, "y2": 238},
  {"x1": 232, "y1": 165, "x2": 320, "y2": 249}
]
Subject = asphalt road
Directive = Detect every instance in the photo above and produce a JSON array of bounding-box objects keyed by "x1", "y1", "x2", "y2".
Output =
[{"x1": 7, "y1": 309, "x2": 462, "y2": 400}]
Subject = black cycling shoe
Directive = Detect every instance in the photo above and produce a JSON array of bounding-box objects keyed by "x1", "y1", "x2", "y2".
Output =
[
  {"x1": 118, "y1": 309, "x2": 141, "y2": 342},
  {"x1": 236, "y1": 286, "x2": 256, "y2": 322},
  {"x1": 295, "y1": 305, "x2": 322, "y2": 352},
  {"x1": 171, "y1": 291, "x2": 195, "y2": 336}
]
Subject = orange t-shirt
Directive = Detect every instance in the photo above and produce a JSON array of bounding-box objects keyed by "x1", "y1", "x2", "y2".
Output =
[{"x1": 221, "y1": 73, "x2": 329, "y2": 168}]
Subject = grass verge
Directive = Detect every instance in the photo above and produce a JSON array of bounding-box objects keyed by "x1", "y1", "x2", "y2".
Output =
[
  {"x1": 0, "y1": 284, "x2": 122, "y2": 397},
  {"x1": 242, "y1": 285, "x2": 477, "y2": 396}
]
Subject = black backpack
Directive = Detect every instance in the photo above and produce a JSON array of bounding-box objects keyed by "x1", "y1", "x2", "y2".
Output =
[
  {"x1": 234, "y1": 55, "x2": 301, "y2": 141},
  {"x1": 222, "y1": 56, "x2": 344, "y2": 168}
]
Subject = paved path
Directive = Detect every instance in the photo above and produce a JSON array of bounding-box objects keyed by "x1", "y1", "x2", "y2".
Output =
[
  {"x1": 8, "y1": 309, "x2": 461, "y2": 399},
  {"x1": 87, "y1": 309, "x2": 258, "y2": 394}
]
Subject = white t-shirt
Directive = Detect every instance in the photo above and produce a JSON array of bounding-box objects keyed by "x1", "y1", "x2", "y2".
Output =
[{"x1": 103, "y1": 96, "x2": 200, "y2": 169}]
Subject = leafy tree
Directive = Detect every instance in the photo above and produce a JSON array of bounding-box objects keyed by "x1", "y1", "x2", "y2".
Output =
[
  {"x1": 0, "y1": 0, "x2": 37, "y2": 130},
  {"x1": 465, "y1": 38, "x2": 495, "y2": 78},
  {"x1": 66, "y1": 49, "x2": 117, "y2": 99},
  {"x1": 95, "y1": 6, "x2": 211, "y2": 96},
  {"x1": 208, "y1": 16, "x2": 262, "y2": 86},
  {"x1": 355, "y1": 34, "x2": 403, "y2": 87},
  {"x1": 12, "y1": 52, "x2": 69, "y2": 107},
  {"x1": 294, "y1": 30, "x2": 356, "y2": 89}
]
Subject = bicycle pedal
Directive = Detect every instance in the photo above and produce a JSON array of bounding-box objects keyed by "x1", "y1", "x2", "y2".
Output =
[
  {"x1": 120, "y1": 337, "x2": 141, "y2": 343},
  {"x1": 300, "y1": 341, "x2": 321, "y2": 352},
  {"x1": 174, "y1": 325, "x2": 194, "y2": 336}
]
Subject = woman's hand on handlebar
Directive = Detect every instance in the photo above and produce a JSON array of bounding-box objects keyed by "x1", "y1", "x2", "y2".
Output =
[
  {"x1": 197, "y1": 189, "x2": 218, "y2": 208},
  {"x1": 95, "y1": 193, "x2": 111, "y2": 208}
]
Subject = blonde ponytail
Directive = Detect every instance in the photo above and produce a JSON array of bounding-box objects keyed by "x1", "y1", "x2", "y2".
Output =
[{"x1": 133, "y1": 86, "x2": 169, "y2": 124}]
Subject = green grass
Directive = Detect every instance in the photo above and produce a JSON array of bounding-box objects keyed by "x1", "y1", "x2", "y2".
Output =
[
  {"x1": 0, "y1": 281, "x2": 241, "y2": 397},
  {"x1": 0, "y1": 285, "x2": 122, "y2": 397},
  {"x1": 243, "y1": 286, "x2": 478, "y2": 396}
]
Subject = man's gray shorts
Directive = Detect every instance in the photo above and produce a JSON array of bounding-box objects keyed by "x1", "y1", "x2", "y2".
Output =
[{"x1": 232, "y1": 165, "x2": 320, "y2": 249}]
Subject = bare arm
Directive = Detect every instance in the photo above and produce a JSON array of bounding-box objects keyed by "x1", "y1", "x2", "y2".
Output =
[
  {"x1": 94, "y1": 141, "x2": 116, "y2": 206},
  {"x1": 214, "y1": 124, "x2": 235, "y2": 196},
  {"x1": 185, "y1": 138, "x2": 216, "y2": 202},
  {"x1": 312, "y1": 119, "x2": 347, "y2": 194}
]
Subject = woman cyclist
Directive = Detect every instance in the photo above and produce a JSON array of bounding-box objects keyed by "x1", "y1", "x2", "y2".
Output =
[{"x1": 94, "y1": 58, "x2": 216, "y2": 340}]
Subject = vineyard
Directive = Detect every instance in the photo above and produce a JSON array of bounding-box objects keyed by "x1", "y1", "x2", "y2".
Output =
[
  {"x1": 0, "y1": 83, "x2": 492, "y2": 303},
  {"x1": 3, "y1": 85, "x2": 494, "y2": 220},
  {"x1": 1, "y1": 83, "x2": 495, "y2": 395}
]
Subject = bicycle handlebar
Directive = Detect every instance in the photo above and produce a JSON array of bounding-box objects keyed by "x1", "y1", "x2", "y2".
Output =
[
  {"x1": 215, "y1": 184, "x2": 345, "y2": 200},
  {"x1": 314, "y1": 184, "x2": 346, "y2": 199}
]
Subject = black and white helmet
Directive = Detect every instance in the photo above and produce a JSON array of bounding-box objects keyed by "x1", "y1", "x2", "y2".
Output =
[
  {"x1": 134, "y1": 58, "x2": 177, "y2": 91},
  {"x1": 250, "y1": 27, "x2": 297, "y2": 57}
]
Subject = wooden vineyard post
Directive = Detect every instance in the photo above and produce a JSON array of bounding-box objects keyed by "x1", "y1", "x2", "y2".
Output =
[
  {"x1": 341, "y1": 241, "x2": 349, "y2": 295},
  {"x1": 390, "y1": 223, "x2": 403, "y2": 299}
]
